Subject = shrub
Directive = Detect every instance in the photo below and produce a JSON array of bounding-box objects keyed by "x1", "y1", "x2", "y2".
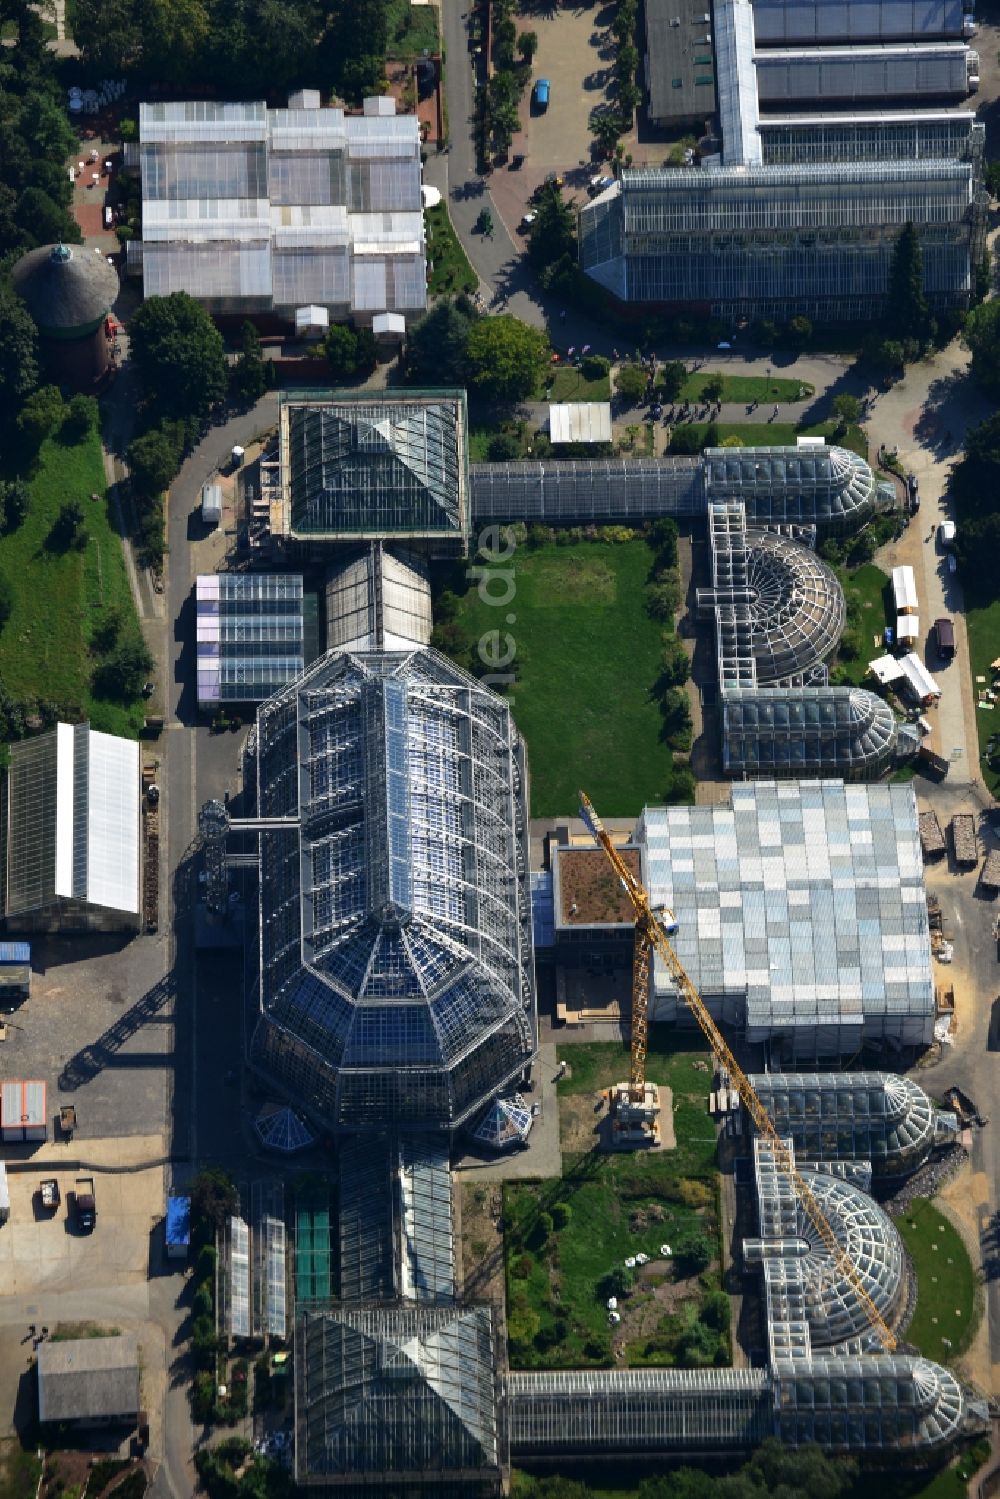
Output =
[
  {"x1": 529, "y1": 1210, "x2": 554, "y2": 1248},
  {"x1": 667, "y1": 425, "x2": 704, "y2": 454},
  {"x1": 488, "y1": 432, "x2": 522, "y2": 461},
  {"x1": 550, "y1": 1201, "x2": 572, "y2": 1230},
  {"x1": 646, "y1": 574, "x2": 681, "y2": 621},
  {"x1": 673, "y1": 1230, "x2": 713, "y2": 1275},
  {"x1": 512, "y1": 1252, "x2": 535, "y2": 1280},
  {"x1": 18, "y1": 384, "x2": 65, "y2": 446},
  {"x1": 48, "y1": 500, "x2": 86, "y2": 552},
  {"x1": 62, "y1": 393, "x2": 99, "y2": 442},
  {"x1": 190, "y1": 1370, "x2": 217, "y2": 1422},
  {"x1": 677, "y1": 1178, "x2": 713, "y2": 1209},
  {"x1": 614, "y1": 363, "x2": 647, "y2": 403},
  {"x1": 193, "y1": 1280, "x2": 214, "y2": 1318},
  {"x1": 581, "y1": 353, "x2": 610, "y2": 380},
  {"x1": 93, "y1": 633, "x2": 154, "y2": 702},
  {"x1": 700, "y1": 1288, "x2": 731, "y2": 1332},
  {"x1": 0, "y1": 575, "x2": 13, "y2": 631},
  {"x1": 599, "y1": 1264, "x2": 636, "y2": 1300}
]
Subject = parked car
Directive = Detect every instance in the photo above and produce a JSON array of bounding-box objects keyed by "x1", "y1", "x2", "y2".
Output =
[
  {"x1": 934, "y1": 617, "x2": 956, "y2": 660},
  {"x1": 938, "y1": 520, "x2": 956, "y2": 546},
  {"x1": 588, "y1": 174, "x2": 614, "y2": 196},
  {"x1": 533, "y1": 78, "x2": 550, "y2": 110},
  {"x1": 519, "y1": 211, "x2": 537, "y2": 231}
]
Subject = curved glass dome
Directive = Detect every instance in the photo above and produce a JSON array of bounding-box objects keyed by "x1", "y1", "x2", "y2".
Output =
[
  {"x1": 794, "y1": 1168, "x2": 906, "y2": 1346},
  {"x1": 771, "y1": 1355, "x2": 968, "y2": 1451},
  {"x1": 704, "y1": 445, "x2": 884, "y2": 533},
  {"x1": 722, "y1": 687, "x2": 902, "y2": 781},
  {"x1": 249, "y1": 649, "x2": 536, "y2": 1132},
  {"x1": 743, "y1": 531, "x2": 845, "y2": 683},
  {"x1": 750, "y1": 1072, "x2": 955, "y2": 1176}
]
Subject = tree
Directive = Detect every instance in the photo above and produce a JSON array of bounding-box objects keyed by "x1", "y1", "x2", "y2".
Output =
[
  {"x1": 885, "y1": 221, "x2": 933, "y2": 345},
  {"x1": 0, "y1": 575, "x2": 13, "y2": 630},
  {"x1": 614, "y1": 363, "x2": 647, "y2": 404},
  {"x1": 963, "y1": 298, "x2": 1000, "y2": 396},
  {"x1": 581, "y1": 353, "x2": 610, "y2": 381},
  {"x1": 0, "y1": 479, "x2": 30, "y2": 532},
  {"x1": 517, "y1": 29, "x2": 538, "y2": 61},
  {"x1": 647, "y1": 575, "x2": 681, "y2": 620},
  {"x1": 48, "y1": 499, "x2": 87, "y2": 552},
  {"x1": 0, "y1": 292, "x2": 39, "y2": 409},
  {"x1": 668, "y1": 424, "x2": 704, "y2": 454},
  {"x1": 487, "y1": 432, "x2": 521, "y2": 460},
  {"x1": 831, "y1": 392, "x2": 861, "y2": 433},
  {"x1": 784, "y1": 314, "x2": 813, "y2": 349},
  {"x1": 861, "y1": 334, "x2": 905, "y2": 375},
  {"x1": 673, "y1": 1229, "x2": 712, "y2": 1275},
  {"x1": 16, "y1": 185, "x2": 78, "y2": 247},
  {"x1": 93, "y1": 633, "x2": 153, "y2": 700},
  {"x1": 591, "y1": 110, "x2": 622, "y2": 156},
  {"x1": 649, "y1": 517, "x2": 678, "y2": 569},
  {"x1": 465, "y1": 315, "x2": 548, "y2": 403},
  {"x1": 720, "y1": 434, "x2": 744, "y2": 447},
  {"x1": 129, "y1": 291, "x2": 228, "y2": 420},
  {"x1": 324, "y1": 323, "x2": 361, "y2": 379},
  {"x1": 700, "y1": 1288, "x2": 730, "y2": 1332},
  {"x1": 659, "y1": 637, "x2": 690, "y2": 687},
  {"x1": 701, "y1": 374, "x2": 724, "y2": 403},
  {"x1": 62, "y1": 394, "x2": 99, "y2": 442},
  {"x1": 18, "y1": 385, "x2": 65, "y2": 446},
  {"x1": 528, "y1": 184, "x2": 576, "y2": 271},
  {"x1": 128, "y1": 427, "x2": 181, "y2": 499},
  {"x1": 658, "y1": 360, "x2": 687, "y2": 402},
  {"x1": 230, "y1": 320, "x2": 269, "y2": 406},
  {"x1": 407, "y1": 300, "x2": 473, "y2": 386}
]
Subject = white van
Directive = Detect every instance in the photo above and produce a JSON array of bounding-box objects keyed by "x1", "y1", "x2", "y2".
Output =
[{"x1": 0, "y1": 1162, "x2": 11, "y2": 1224}]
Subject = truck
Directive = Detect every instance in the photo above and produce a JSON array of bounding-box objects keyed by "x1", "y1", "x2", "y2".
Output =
[
  {"x1": 39, "y1": 1178, "x2": 60, "y2": 1212},
  {"x1": 74, "y1": 1177, "x2": 96, "y2": 1232},
  {"x1": 934, "y1": 617, "x2": 956, "y2": 660}
]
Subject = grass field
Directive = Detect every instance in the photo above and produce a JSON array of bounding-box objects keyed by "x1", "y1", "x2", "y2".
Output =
[
  {"x1": 0, "y1": 1442, "x2": 42, "y2": 1499},
  {"x1": 964, "y1": 588, "x2": 1000, "y2": 797},
  {"x1": 835, "y1": 563, "x2": 891, "y2": 685},
  {"x1": 548, "y1": 366, "x2": 612, "y2": 401},
  {"x1": 894, "y1": 1199, "x2": 978, "y2": 1363},
  {"x1": 425, "y1": 204, "x2": 477, "y2": 297},
  {"x1": 504, "y1": 1037, "x2": 721, "y2": 1370},
  {"x1": 386, "y1": 0, "x2": 439, "y2": 56},
  {"x1": 450, "y1": 539, "x2": 679, "y2": 815},
  {"x1": 0, "y1": 430, "x2": 145, "y2": 738},
  {"x1": 675, "y1": 370, "x2": 811, "y2": 403}
]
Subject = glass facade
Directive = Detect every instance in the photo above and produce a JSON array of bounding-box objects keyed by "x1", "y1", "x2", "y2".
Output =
[
  {"x1": 722, "y1": 687, "x2": 905, "y2": 779},
  {"x1": 249, "y1": 648, "x2": 536, "y2": 1132},
  {"x1": 195, "y1": 572, "x2": 307, "y2": 706},
  {"x1": 280, "y1": 393, "x2": 469, "y2": 552}
]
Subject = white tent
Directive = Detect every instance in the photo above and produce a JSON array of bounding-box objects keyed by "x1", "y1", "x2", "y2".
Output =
[
  {"x1": 898, "y1": 651, "x2": 941, "y2": 703},
  {"x1": 896, "y1": 614, "x2": 920, "y2": 643},
  {"x1": 549, "y1": 402, "x2": 613, "y2": 444},
  {"x1": 892, "y1": 564, "x2": 918, "y2": 615},
  {"x1": 869, "y1": 653, "x2": 904, "y2": 686}
]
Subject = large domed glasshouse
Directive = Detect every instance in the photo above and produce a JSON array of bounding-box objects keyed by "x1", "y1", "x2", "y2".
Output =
[{"x1": 249, "y1": 648, "x2": 536, "y2": 1132}]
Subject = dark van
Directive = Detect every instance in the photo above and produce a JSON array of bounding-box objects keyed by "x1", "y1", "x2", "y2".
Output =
[{"x1": 934, "y1": 617, "x2": 955, "y2": 660}]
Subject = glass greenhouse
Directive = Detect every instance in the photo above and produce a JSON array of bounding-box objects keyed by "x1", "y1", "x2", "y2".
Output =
[
  {"x1": 195, "y1": 572, "x2": 308, "y2": 707},
  {"x1": 748, "y1": 1071, "x2": 959, "y2": 1175},
  {"x1": 134, "y1": 100, "x2": 426, "y2": 321},
  {"x1": 698, "y1": 505, "x2": 846, "y2": 688},
  {"x1": 294, "y1": 1305, "x2": 501, "y2": 1493},
  {"x1": 249, "y1": 648, "x2": 536, "y2": 1132},
  {"x1": 470, "y1": 445, "x2": 886, "y2": 533},
  {"x1": 277, "y1": 392, "x2": 469, "y2": 553},
  {"x1": 722, "y1": 687, "x2": 912, "y2": 779},
  {"x1": 579, "y1": 161, "x2": 981, "y2": 320}
]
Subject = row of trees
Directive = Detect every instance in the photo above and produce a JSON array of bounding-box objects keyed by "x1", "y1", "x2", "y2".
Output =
[
  {"x1": 513, "y1": 1441, "x2": 859, "y2": 1499},
  {"x1": 0, "y1": 0, "x2": 81, "y2": 260},
  {"x1": 590, "y1": 0, "x2": 641, "y2": 157},
  {"x1": 73, "y1": 0, "x2": 389, "y2": 105}
]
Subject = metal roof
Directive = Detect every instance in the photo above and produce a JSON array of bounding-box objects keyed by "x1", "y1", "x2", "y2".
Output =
[
  {"x1": 751, "y1": 0, "x2": 970, "y2": 46},
  {"x1": 325, "y1": 544, "x2": 433, "y2": 655},
  {"x1": 549, "y1": 403, "x2": 613, "y2": 444},
  {"x1": 11, "y1": 243, "x2": 118, "y2": 334},
  {"x1": 715, "y1": 0, "x2": 763, "y2": 165},
  {"x1": 37, "y1": 1334, "x2": 140, "y2": 1423},
  {"x1": 196, "y1": 572, "x2": 306, "y2": 706}
]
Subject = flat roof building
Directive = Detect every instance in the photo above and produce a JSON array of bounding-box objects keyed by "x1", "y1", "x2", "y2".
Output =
[
  {"x1": 38, "y1": 1334, "x2": 140, "y2": 1426},
  {"x1": 3, "y1": 722, "x2": 140, "y2": 932},
  {"x1": 195, "y1": 572, "x2": 311, "y2": 708},
  {"x1": 129, "y1": 97, "x2": 426, "y2": 325}
]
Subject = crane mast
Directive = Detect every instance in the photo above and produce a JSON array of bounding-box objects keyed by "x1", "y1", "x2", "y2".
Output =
[{"x1": 579, "y1": 790, "x2": 896, "y2": 1353}]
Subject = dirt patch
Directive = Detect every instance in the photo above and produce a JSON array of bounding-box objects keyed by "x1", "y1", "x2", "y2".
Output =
[
  {"x1": 458, "y1": 1181, "x2": 506, "y2": 1306},
  {"x1": 559, "y1": 1093, "x2": 608, "y2": 1152},
  {"x1": 557, "y1": 846, "x2": 641, "y2": 925},
  {"x1": 935, "y1": 1162, "x2": 993, "y2": 1392}
]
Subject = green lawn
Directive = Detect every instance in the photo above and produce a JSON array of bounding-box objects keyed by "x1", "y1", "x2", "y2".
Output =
[
  {"x1": 675, "y1": 370, "x2": 811, "y2": 403},
  {"x1": 894, "y1": 1199, "x2": 978, "y2": 1363},
  {"x1": 450, "y1": 540, "x2": 677, "y2": 815},
  {"x1": 0, "y1": 1442, "x2": 43, "y2": 1499},
  {"x1": 426, "y1": 204, "x2": 477, "y2": 297},
  {"x1": 834, "y1": 563, "x2": 891, "y2": 685},
  {"x1": 386, "y1": 0, "x2": 439, "y2": 56},
  {"x1": 964, "y1": 588, "x2": 1000, "y2": 796},
  {"x1": 547, "y1": 366, "x2": 612, "y2": 402},
  {"x1": 0, "y1": 430, "x2": 145, "y2": 738},
  {"x1": 505, "y1": 1037, "x2": 721, "y2": 1370}
]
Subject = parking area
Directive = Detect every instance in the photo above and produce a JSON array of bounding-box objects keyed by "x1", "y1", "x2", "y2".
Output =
[{"x1": 0, "y1": 934, "x2": 170, "y2": 1144}]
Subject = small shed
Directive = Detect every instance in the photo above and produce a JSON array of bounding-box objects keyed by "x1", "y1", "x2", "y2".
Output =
[
  {"x1": 892, "y1": 565, "x2": 918, "y2": 615},
  {"x1": 549, "y1": 402, "x2": 613, "y2": 445},
  {"x1": 372, "y1": 311, "x2": 406, "y2": 345},
  {"x1": 0, "y1": 942, "x2": 30, "y2": 1002},
  {"x1": 165, "y1": 1195, "x2": 191, "y2": 1259},
  {"x1": 201, "y1": 484, "x2": 222, "y2": 526},
  {"x1": 294, "y1": 305, "x2": 329, "y2": 340},
  {"x1": 1, "y1": 1079, "x2": 46, "y2": 1142}
]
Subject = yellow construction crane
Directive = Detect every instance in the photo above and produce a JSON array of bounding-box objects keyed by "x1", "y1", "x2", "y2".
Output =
[{"x1": 579, "y1": 790, "x2": 897, "y2": 1354}]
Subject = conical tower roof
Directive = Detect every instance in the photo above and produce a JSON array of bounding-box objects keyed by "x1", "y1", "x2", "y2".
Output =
[{"x1": 12, "y1": 242, "x2": 118, "y2": 336}]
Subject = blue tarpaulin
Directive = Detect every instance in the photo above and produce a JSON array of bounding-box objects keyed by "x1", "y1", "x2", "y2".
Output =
[{"x1": 166, "y1": 1195, "x2": 191, "y2": 1254}]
